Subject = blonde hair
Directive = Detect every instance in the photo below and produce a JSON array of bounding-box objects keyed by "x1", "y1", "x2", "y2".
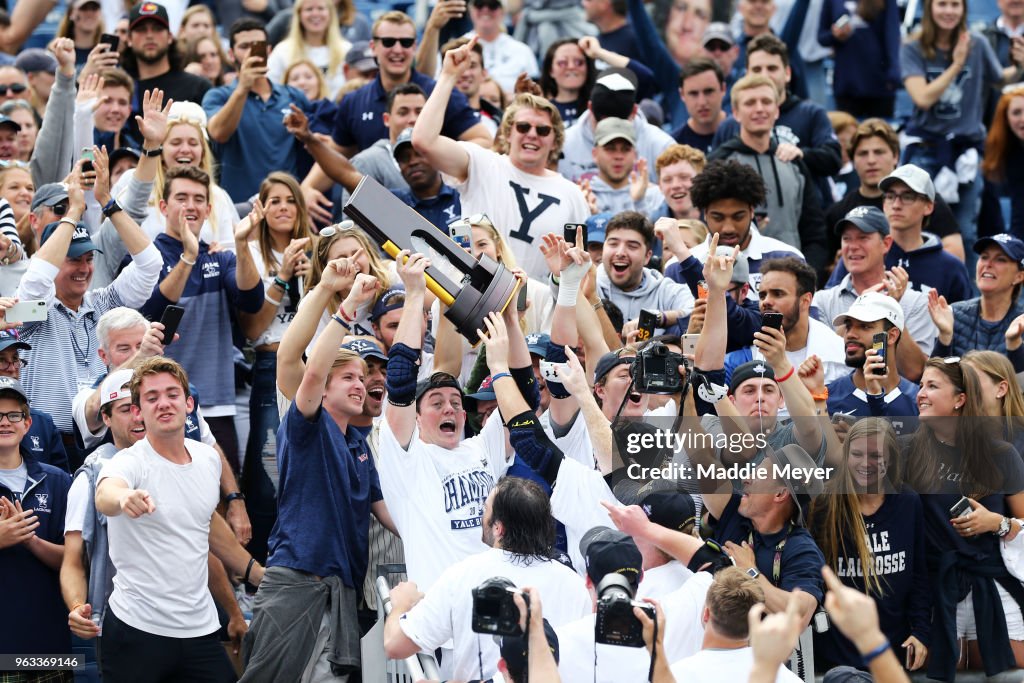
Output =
[
  {"x1": 495, "y1": 93, "x2": 565, "y2": 165},
  {"x1": 282, "y1": 0, "x2": 350, "y2": 82},
  {"x1": 145, "y1": 119, "x2": 221, "y2": 239},
  {"x1": 730, "y1": 74, "x2": 779, "y2": 112},
  {"x1": 284, "y1": 58, "x2": 330, "y2": 100},
  {"x1": 469, "y1": 217, "x2": 518, "y2": 268},
  {"x1": 308, "y1": 224, "x2": 392, "y2": 314}
]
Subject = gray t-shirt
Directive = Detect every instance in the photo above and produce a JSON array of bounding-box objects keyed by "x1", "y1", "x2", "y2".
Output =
[
  {"x1": 901, "y1": 31, "x2": 1003, "y2": 140},
  {"x1": 0, "y1": 460, "x2": 28, "y2": 498}
]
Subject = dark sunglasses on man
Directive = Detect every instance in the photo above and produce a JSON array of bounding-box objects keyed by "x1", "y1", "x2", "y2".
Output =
[{"x1": 373, "y1": 36, "x2": 415, "y2": 48}]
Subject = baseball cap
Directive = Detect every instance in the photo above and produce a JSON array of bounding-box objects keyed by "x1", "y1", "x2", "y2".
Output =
[
  {"x1": 465, "y1": 374, "x2": 498, "y2": 402},
  {"x1": 414, "y1": 371, "x2": 462, "y2": 404},
  {"x1": 0, "y1": 330, "x2": 29, "y2": 353},
  {"x1": 40, "y1": 221, "x2": 103, "y2": 259},
  {"x1": 590, "y1": 68, "x2": 638, "y2": 120},
  {"x1": 714, "y1": 245, "x2": 749, "y2": 285},
  {"x1": 728, "y1": 360, "x2": 776, "y2": 394},
  {"x1": 702, "y1": 22, "x2": 736, "y2": 48},
  {"x1": 615, "y1": 480, "x2": 697, "y2": 532},
  {"x1": 341, "y1": 338, "x2": 387, "y2": 362},
  {"x1": 832, "y1": 291, "x2": 905, "y2": 330},
  {"x1": 525, "y1": 332, "x2": 550, "y2": 358},
  {"x1": 0, "y1": 376, "x2": 29, "y2": 404},
  {"x1": 586, "y1": 212, "x2": 612, "y2": 245},
  {"x1": 593, "y1": 350, "x2": 633, "y2": 385},
  {"x1": 30, "y1": 183, "x2": 69, "y2": 212},
  {"x1": 501, "y1": 618, "x2": 559, "y2": 677},
  {"x1": 879, "y1": 165, "x2": 935, "y2": 202},
  {"x1": 14, "y1": 48, "x2": 57, "y2": 75},
  {"x1": 345, "y1": 41, "x2": 377, "y2": 73},
  {"x1": 973, "y1": 234, "x2": 1024, "y2": 268},
  {"x1": 579, "y1": 526, "x2": 643, "y2": 589},
  {"x1": 834, "y1": 205, "x2": 890, "y2": 236},
  {"x1": 392, "y1": 127, "x2": 414, "y2": 159},
  {"x1": 768, "y1": 444, "x2": 825, "y2": 525},
  {"x1": 99, "y1": 368, "x2": 135, "y2": 408},
  {"x1": 0, "y1": 116, "x2": 21, "y2": 133},
  {"x1": 129, "y1": 1, "x2": 170, "y2": 31},
  {"x1": 109, "y1": 147, "x2": 142, "y2": 169},
  {"x1": 369, "y1": 286, "x2": 405, "y2": 322},
  {"x1": 593, "y1": 117, "x2": 636, "y2": 147}
]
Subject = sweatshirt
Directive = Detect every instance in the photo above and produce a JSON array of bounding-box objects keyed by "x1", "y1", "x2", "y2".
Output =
[
  {"x1": 559, "y1": 110, "x2": 673, "y2": 183},
  {"x1": 595, "y1": 266, "x2": 695, "y2": 334},
  {"x1": 709, "y1": 135, "x2": 829, "y2": 273},
  {"x1": 826, "y1": 232, "x2": 973, "y2": 303}
]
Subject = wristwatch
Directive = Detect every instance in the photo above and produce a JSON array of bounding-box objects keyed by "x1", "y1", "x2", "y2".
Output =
[
  {"x1": 999, "y1": 516, "x2": 1012, "y2": 538},
  {"x1": 746, "y1": 567, "x2": 760, "y2": 579},
  {"x1": 224, "y1": 492, "x2": 245, "y2": 505},
  {"x1": 102, "y1": 198, "x2": 123, "y2": 219}
]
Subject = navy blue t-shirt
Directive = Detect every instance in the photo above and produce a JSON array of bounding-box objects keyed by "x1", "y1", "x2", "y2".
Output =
[
  {"x1": 708, "y1": 495, "x2": 825, "y2": 605},
  {"x1": 391, "y1": 183, "x2": 461, "y2": 231},
  {"x1": 827, "y1": 373, "x2": 919, "y2": 436},
  {"x1": 671, "y1": 123, "x2": 715, "y2": 154},
  {"x1": 267, "y1": 402, "x2": 382, "y2": 588},
  {"x1": 810, "y1": 489, "x2": 931, "y2": 668}
]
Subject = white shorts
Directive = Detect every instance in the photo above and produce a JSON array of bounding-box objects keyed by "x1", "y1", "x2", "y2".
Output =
[{"x1": 956, "y1": 583, "x2": 1024, "y2": 641}]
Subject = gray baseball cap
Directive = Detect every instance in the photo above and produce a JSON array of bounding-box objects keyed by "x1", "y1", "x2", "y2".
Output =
[{"x1": 879, "y1": 165, "x2": 935, "y2": 202}]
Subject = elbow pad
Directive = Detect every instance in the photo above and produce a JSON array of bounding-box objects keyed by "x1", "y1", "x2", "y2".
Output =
[
  {"x1": 386, "y1": 343, "x2": 421, "y2": 407},
  {"x1": 687, "y1": 539, "x2": 736, "y2": 576},
  {"x1": 543, "y1": 341, "x2": 572, "y2": 399},
  {"x1": 506, "y1": 410, "x2": 563, "y2": 486}
]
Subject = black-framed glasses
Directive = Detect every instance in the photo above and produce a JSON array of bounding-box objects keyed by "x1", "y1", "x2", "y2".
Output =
[
  {"x1": 0, "y1": 410, "x2": 26, "y2": 423},
  {"x1": 0, "y1": 358, "x2": 26, "y2": 370},
  {"x1": 0, "y1": 83, "x2": 27, "y2": 96},
  {"x1": 883, "y1": 191, "x2": 923, "y2": 205},
  {"x1": 374, "y1": 36, "x2": 415, "y2": 48},
  {"x1": 513, "y1": 121, "x2": 553, "y2": 137}
]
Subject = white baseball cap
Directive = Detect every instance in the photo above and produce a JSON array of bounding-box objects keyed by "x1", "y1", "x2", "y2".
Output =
[
  {"x1": 832, "y1": 292, "x2": 905, "y2": 330},
  {"x1": 99, "y1": 369, "x2": 135, "y2": 409}
]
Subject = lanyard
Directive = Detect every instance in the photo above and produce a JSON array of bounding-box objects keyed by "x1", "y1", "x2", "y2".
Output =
[{"x1": 749, "y1": 522, "x2": 794, "y2": 585}]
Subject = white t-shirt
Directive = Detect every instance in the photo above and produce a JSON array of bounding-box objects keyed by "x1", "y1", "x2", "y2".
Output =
[
  {"x1": 659, "y1": 570, "x2": 714, "y2": 663},
  {"x1": 637, "y1": 560, "x2": 692, "y2": 600},
  {"x1": 444, "y1": 143, "x2": 590, "y2": 282},
  {"x1": 556, "y1": 613, "x2": 654, "y2": 683},
  {"x1": 377, "y1": 410, "x2": 512, "y2": 592},
  {"x1": 249, "y1": 242, "x2": 306, "y2": 347},
  {"x1": 98, "y1": 437, "x2": 222, "y2": 638},
  {"x1": 549, "y1": 456, "x2": 617, "y2": 574},
  {"x1": 469, "y1": 33, "x2": 540, "y2": 93},
  {"x1": 670, "y1": 647, "x2": 803, "y2": 683},
  {"x1": 399, "y1": 547, "x2": 591, "y2": 682}
]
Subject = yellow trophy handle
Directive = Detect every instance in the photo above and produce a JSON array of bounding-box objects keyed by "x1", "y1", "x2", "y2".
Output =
[{"x1": 381, "y1": 241, "x2": 455, "y2": 307}]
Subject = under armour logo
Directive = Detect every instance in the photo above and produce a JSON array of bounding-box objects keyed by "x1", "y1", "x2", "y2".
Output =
[{"x1": 362, "y1": 112, "x2": 373, "y2": 121}]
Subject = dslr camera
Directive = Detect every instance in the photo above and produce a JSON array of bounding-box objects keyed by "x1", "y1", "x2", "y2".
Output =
[
  {"x1": 472, "y1": 577, "x2": 527, "y2": 636},
  {"x1": 631, "y1": 341, "x2": 689, "y2": 395},
  {"x1": 594, "y1": 574, "x2": 655, "y2": 647}
]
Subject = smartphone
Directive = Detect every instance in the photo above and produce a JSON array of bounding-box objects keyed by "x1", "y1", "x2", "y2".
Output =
[
  {"x1": 564, "y1": 222, "x2": 586, "y2": 246},
  {"x1": 761, "y1": 312, "x2": 783, "y2": 331},
  {"x1": 159, "y1": 305, "x2": 185, "y2": 346},
  {"x1": 516, "y1": 283, "x2": 528, "y2": 312},
  {"x1": 250, "y1": 40, "x2": 268, "y2": 66},
  {"x1": 835, "y1": 13, "x2": 851, "y2": 28},
  {"x1": 449, "y1": 221, "x2": 471, "y2": 250},
  {"x1": 99, "y1": 33, "x2": 120, "y2": 53},
  {"x1": 870, "y1": 332, "x2": 887, "y2": 375},
  {"x1": 949, "y1": 496, "x2": 972, "y2": 518},
  {"x1": 696, "y1": 280, "x2": 709, "y2": 300},
  {"x1": 681, "y1": 333, "x2": 699, "y2": 357},
  {"x1": 637, "y1": 309, "x2": 659, "y2": 342},
  {"x1": 5, "y1": 300, "x2": 47, "y2": 323},
  {"x1": 81, "y1": 147, "x2": 95, "y2": 175}
]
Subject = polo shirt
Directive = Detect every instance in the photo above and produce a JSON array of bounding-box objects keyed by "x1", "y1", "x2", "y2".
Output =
[
  {"x1": 826, "y1": 373, "x2": 919, "y2": 435},
  {"x1": 391, "y1": 183, "x2": 461, "y2": 231},
  {"x1": 202, "y1": 81, "x2": 312, "y2": 203},
  {"x1": 331, "y1": 71, "x2": 481, "y2": 153}
]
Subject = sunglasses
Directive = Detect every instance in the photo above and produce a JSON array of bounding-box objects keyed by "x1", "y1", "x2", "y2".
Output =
[
  {"x1": 704, "y1": 40, "x2": 733, "y2": 52},
  {"x1": 465, "y1": 212, "x2": 494, "y2": 228},
  {"x1": 0, "y1": 84, "x2": 27, "y2": 96},
  {"x1": 50, "y1": 202, "x2": 69, "y2": 216},
  {"x1": 318, "y1": 219, "x2": 354, "y2": 238},
  {"x1": 374, "y1": 36, "x2": 415, "y2": 49},
  {"x1": 513, "y1": 121, "x2": 553, "y2": 137}
]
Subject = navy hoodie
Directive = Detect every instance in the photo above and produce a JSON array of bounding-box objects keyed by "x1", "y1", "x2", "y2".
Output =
[
  {"x1": 817, "y1": 0, "x2": 901, "y2": 100},
  {"x1": 826, "y1": 232, "x2": 973, "y2": 303},
  {"x1": 665, "y1": 254, "x2": 761, "y2": 350},
  {"x1": 810, "y1": 489, "x2": 931, "y2": 670}
]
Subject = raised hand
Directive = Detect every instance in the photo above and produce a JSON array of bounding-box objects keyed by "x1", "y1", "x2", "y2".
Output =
[
  {"x1": 441, "y1": 36, "x2": 478, "y2": 79},
  {"x1": 320, "y1": 253, "x2": 359, "y2": 292},
  {"x1": 91, "y1": 146, "x2": 112, "y2": 206},
  {"x1": 277, "y1": 236, "x2": 311, "y2": 281},
  {"x1": 539, "y1": 233, "x2": 565, "y2": 278},
  {"x1": 50, "y1": 37, "x2": 76, "y2": 77},
  {"x1": 600, "y1": 500, "x2": 651, "y2": 538},
  {"x1": 578, "y1": 177, "x2": 599, "y2": 215},
  {"x1": 427, "y1": 0, "x2": 467, "y2": 31},
  {"x1": 135, "y1": 89, "x2": 173, "y2": 148},
  {"x1": 821, "y1": 566, "x2": 886, "y2": 654},
  {"x1": 396, "y1": 250, "x2": 430, "y2": 295},
  {"x1": 952, "y1": 31, "x2": 971, "y2": 67},
  {"x1": 342, "y1": 272, "x2": 381, "y2": 312},
  {"x1": 654, "y1": 217, "x2": 689, "y2": 261},
  {"x1": 513, "y1": 72, "x2": 542, "y2": 96},
  {"x1": 480, "y1": 311, "x2": 511, "y2": 374},
  {"x1": 555, "y1": 346, "x2": 589, "y2": 399},
  {"x1": 926, "y1": 289, "x2": 953, "y2": 345},
  {"x1": 76, "y1": 73, "x2": 104, "y2": 109},
  {"x1": 749, "y1": 591, "x2": 804, "y2": 673},
  {"x1": 0, "y1": 297, "x2": 21, "y2": 331},
  {"x1": 702, "y1": 234, "x2": 738, "y2": 293},
  {"x1": 179, "y1": 211, "x2": 200, "y2": 262},
  {"x1": 578, "y1": 36, "x2": 601, "y2": 59},
  {"x1": 797, "y1": 355, "x2": 825, "y2": 395},
  {"x1": 629, "y1": 158, "x2": 649, "y2": 203},
  {"x1": 237, "y1": 55, "x2": 269, "y2": 92},
  {"x1": 1006, "y1": 313, "x2": 1024, "y2": 352},
  {"x1": 283, "y1": 104, "x2": 312, "y2": 143},
  {"x1": 80, "y1": 42, "x2": 119, "y2": 82}
]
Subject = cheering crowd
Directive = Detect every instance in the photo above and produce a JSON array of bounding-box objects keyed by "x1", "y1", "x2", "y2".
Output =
[{"x1": 0, "y1": 0, "x2": 1024, "y2": 681}]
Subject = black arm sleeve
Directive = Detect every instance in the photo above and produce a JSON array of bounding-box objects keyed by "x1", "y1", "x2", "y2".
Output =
[{"x1": 506, "y1": 410, "x2": 564, "y2": 486}]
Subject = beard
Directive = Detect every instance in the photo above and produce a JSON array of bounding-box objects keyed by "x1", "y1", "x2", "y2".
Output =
[
  {"x1": 135, "y1": 44, "x2": 169, "y2": 65},
  {"x1": 845, "y1": 344, "x2": 867, "y2": 369}
]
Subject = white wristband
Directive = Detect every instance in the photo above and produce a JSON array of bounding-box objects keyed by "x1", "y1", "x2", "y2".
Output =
[{"x1": 556, "y1": 261, "x2": 589, "y2": 308}]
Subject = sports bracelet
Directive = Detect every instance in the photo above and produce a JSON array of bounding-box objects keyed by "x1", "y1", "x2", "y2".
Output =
[
  {"x1": 58, "y1": 217, "x2": 78, "y2": 229},
  {"x1": 265, "y1": 292, "x2": 282, "y2": 306},
  {"x1": 243, "y1": 557, "x2": 257, "y2": 585},
  {"x1": 332, "y1": 314, "x2": 350, "y2": 330},
  {"x1": 142, "y1": 146, "x2": 163, "y2": 158},
  {"x1": 861, "y1": 640, "x2": 891, "y2": 667},
  {"x1": 337, "y1": 305, "x2": 355, "y2": 323},
  {"x1": 273, "y1": 276, "x2": 289, "y2": 291},
  {"x1": 491, "y1": 371, "x2": 512, "y2": 383},
  {"x1": 592, "y1": 300, "x2": 603, "y2": 311},
  {"x1": 776, "y1": 366, "x2": 795, "y2": 383},
  {"x1": 180, "y1": 253, "x2": 196, "y2": 266}
]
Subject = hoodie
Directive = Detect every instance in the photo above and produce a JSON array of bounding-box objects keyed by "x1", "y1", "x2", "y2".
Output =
[
  {"x1": 709, "y1": 136, "x2": 829, "y2": 273},
  {"x1": 588, "y1": 176, "x2": 665, "y2": 217},
  {"x1": 595, "y1": 265, "x2": 695, "y2": 335},
  {"x1": 559, "y1": 109, "x2": 674, "y2": 183},
  {"x1": 826, "y1": 232, "x2": 974, "y2": 304}
]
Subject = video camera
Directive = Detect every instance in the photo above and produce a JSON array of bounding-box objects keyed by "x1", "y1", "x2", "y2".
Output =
[
  {"x1": 594, "y1": 574, "x2": 655, "y2": 647},
  {"x1": 631, "y1": 341, "x2": 690, "y2": 395},
  {"x1": 472, "y1": 577, "x2": 528, "y2": 637}
]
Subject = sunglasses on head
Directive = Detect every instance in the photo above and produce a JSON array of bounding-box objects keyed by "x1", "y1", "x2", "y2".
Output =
[
  {"x1": 0, "y1": 84, "x2": 27, "y2": 96},
  {"x1": 318, "y1": 219, "x2": 354, "y2": 238},
  {"x1": 374, "y1": 36, "x2": 415, "y2": 49},
  {"x1": 513, "y1": 121, "x2": 553, "y2": 137}
]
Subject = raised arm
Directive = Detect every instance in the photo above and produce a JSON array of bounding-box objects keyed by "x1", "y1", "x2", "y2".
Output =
[
  {"x1": 384, "y1": 251, "x2": 432, "y2": 448},
  {"x1": 903, "y1": 34, "x2": 969, "y2": 110},
  {"x1": 557, "y1": 348, "x2": 615, "y2": 474},
  {"x1": 207, "y1": 57, "x2": 266, "y2": 143},
  {"x1": 285, "y1": 105, "x2": 365, "y2": 193},
  {"x1": 415, "y1": 0, "x2": 467, "y2": 79},
  {"x1": 411, "y1": 38, "x2": 474, "y2": 182},
  {"x1": 754, "y1": 325, "x2": 823, "y2": 456}
]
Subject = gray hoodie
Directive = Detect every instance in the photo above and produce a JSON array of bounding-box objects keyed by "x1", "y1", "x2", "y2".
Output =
[
  {"x1": 559, "y1": 110, "x2": 673, "y2": 182},
  {"x1": 596, "y1": 265, "x2": 695, "y2": 334}
]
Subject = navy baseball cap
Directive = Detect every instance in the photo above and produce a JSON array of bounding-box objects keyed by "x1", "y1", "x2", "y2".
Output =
[
  {"x1": 345, "y1": 40, "x2": 376, "y2": 72},
  {"x1": 834, "y1": 205, "x2": 889, "y2": 236},
  {"x1": 525, "y1": 332, "x2": 550, "y2": 358},
  {"x1": 341, "y1": 338, "x2": 387, "y2": 362},
  {"x1": 369, "y1": 286, "x2": 406, "y2": 322},
  {"x1": 0, "y1": 330, "x2": 29, "y2": 353},
  {"x1": 392, "y1": 127, "x2": 414, "y2": 159},
  {"x1": 728, "y1": 360, "x2": 776, "y2": 394},
  {"x1": 109, "y1": 147, "x2": 142, "y2": 169},
  {"x1": 30, "y1": 183, "x2": 69, "y2": 212},
  {"x1": 974, "y1": 234, "x2": 1024, "y2": 268},
  {"x1": 501, "y1": 618, "x2": 560, "y2": 676},
  {"x1": 593, "y1": 350, "x2": 633, "y2": 384},
  {"x1": 579, "y1": 526, "x2": 643, "y2": 590},
  {"x1": 586, "y1": 212, "x2": 612, "y2": 245},
  {"x1": 466, "y1": 374, "x2": 498, "y2": 402},
  {"x1": 615, "y1": 481, "x2": 697, "y2": 532},
  {"x1": 0, "y1": 115, "x2": 21, "y2": 133},
  {"x1": 40, "y1": 221, "x2": 103, "y2": 258}
]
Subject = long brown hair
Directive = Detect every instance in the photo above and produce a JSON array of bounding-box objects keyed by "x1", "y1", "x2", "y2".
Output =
[
  {"x1": 982, "y1": 86, "x2": 1024, "y2": 183},
  {"x1": 255, "y1": 172, "x2": 313, "y2": 288},
  {"x1": 307, "y1": 223, "x2": 392, "y2": 314},
  {"x1": 905, "y1": 358, "x2": 1001, "y2": 497},
  {"x1": 914, "y1": 0, "x2": 968, "y2": 60},
  {"x1": 808, "y1": 418, "x2": 900, "y2": 597}
]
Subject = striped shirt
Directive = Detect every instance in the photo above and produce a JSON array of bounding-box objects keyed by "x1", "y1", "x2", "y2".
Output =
[
  {"x1": 0, "y1": 198, "x2": 27, "y2": 296},
  {"x1": 15, "y1": 245, "x2": 162, "y2": 432}
]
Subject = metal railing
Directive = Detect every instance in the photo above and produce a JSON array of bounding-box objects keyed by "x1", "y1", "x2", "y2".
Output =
[{"x1": 362, "y1": 564, "x2": 441, "y2": 682}]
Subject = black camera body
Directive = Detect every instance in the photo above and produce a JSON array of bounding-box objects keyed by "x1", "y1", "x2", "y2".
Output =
[
  {"x1": 472, "y1": 577, "x2": 527, "y2": 636},
  {"x1": 632, "y1": 341, "x2": 689, "y2": 395},
  {"x1": 594, "y1": 574, "x2": 653, "y2": 647}
]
